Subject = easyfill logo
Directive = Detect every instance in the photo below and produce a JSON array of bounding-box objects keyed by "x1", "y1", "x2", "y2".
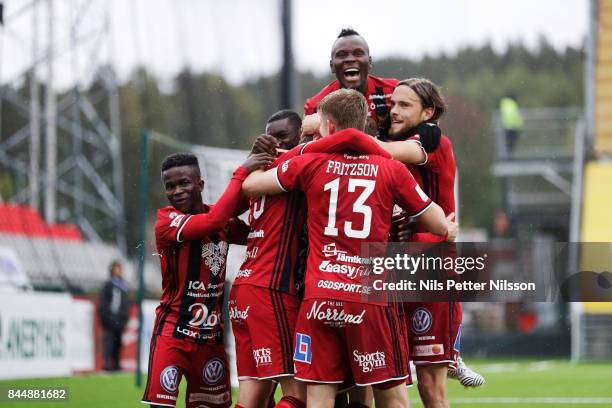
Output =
[{"x1": 318, "y1": 260, "x2": 369, "y2": 279}]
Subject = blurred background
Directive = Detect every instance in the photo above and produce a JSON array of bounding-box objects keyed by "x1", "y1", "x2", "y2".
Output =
[{"x1": 0, "y1": 0, "x2": 611, "y2": 406}]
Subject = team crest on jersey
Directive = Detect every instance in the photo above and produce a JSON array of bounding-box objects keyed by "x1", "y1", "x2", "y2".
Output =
[
  {"x1": 201, "y1": 241, "x2": 229, "y2": 276},
  {"x1": 203, "y1": 358, "x2": 225, "y2": 385},
  {"x1": 412, "y1": 307, "x2": 433, "y2": 334},
  {"x1": 160, "y1": 365, "x2": 179, "y2": 393}
]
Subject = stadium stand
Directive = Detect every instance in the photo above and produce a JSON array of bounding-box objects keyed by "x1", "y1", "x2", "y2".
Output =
[{"x1": 0, "y1": 204, "x2": 134, "y2": 292}]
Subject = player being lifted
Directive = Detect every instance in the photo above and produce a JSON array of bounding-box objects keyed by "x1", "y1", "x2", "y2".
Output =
[
  {"x1": 243, "y1": 89, "x2": 457, "y2": 408},
  {"x1": 303, "y1": 26, "x2": 485, "y2": 398},
  {"x1": 142, "y1": 151, "x2": 271, "y2": 408}
]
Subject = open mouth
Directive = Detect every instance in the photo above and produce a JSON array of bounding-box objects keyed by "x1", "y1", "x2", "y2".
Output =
[{"x1": 343, "y1": 68, "x2": 360, "y2": 80}]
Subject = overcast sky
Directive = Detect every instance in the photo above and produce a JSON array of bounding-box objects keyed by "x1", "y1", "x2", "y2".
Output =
[{"x1": 0, "y1": 0, "x2": 589, "y2": 89}]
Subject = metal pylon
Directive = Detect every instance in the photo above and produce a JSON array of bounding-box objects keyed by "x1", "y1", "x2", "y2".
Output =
[{"x1": 0, "y1": 0, "x2": 125, "y2": 253}]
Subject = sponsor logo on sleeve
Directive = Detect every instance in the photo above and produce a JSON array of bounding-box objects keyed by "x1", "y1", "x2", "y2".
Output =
[
  {"x1": 281, "y1": 160, "x2": 290, "y2": 172},
  {"x1": 160, "y1": 365, "x2": 179, "y2": 393},
  {"x1": 294, "y1": 333, "x2": 312, "y2": 364},
  {"x1": 169, "y1": 214, "x2": 185, "y2": 228},
  {"x1": 411, "y1": 307, "x2": 433, "y2": 334},
  {"x1": 203, "y1": 358, "x2": 225, "y2": 385}
]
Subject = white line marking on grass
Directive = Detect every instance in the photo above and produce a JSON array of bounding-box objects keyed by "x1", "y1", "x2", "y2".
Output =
[
  {"x1": 476, "y1": 363, "x2": 520, "y2": 373},
  {"x1": 445, "y1": 397, "x2": 612, "y2": 404}
]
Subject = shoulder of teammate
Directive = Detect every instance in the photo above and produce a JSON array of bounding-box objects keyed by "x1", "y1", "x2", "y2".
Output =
[
  {"x1": 269, "y1": 142, "x2": 309, "y2": 168},
  {"x1": 304, "y1": 80, "x2": 341, "y2": 114},
  {"x1": 275, "y1": 152, "x2": 323, "y2": 192},
  {"x1": 368, "y1": 75, "x2": 399, "y2": 93},
  {"x1": 424, "y1": 134, "x2": 455, "y2": 172}
]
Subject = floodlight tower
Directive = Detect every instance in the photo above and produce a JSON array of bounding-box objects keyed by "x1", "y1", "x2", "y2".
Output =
[{"x1": 0, "y1": 0, "x2": 125, "y2": 252}]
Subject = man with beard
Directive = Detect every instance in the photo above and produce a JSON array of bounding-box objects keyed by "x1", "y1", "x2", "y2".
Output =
[
  {"x1": 318, "y1": 79, "x2": 486, "y2": 407},
  {"x1": 242, "y1": 89, "x2": 458, "y2": 408}
]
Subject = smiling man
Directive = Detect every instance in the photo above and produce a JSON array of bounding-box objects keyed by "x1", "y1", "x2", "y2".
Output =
[
  {"x1": 303, "y1": 28, "x2": 398, "y2": 139},
  {"x1": 141, "y1": 151, "x2": 271, "y2": 408}
]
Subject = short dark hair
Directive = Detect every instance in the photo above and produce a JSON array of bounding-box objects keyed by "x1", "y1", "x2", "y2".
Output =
[
  {"x1": 337, "y1": 28, "x2": 360, "y2": 38},
  {"x1": 161, "y1": 152, "x2": 200, "y2": 174},
  {"x1": 397, "y1": 78, "x2": 447, "y2": 123},
  {"x1": 267, "y1": 109, "x2": 302, "y2": 131},
  {"x1": 319, "y1": 89, "x2": 368, "y2": 131}
]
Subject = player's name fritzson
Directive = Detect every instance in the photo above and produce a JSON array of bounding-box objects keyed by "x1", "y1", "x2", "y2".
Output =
[
  {"x1": 325, "y1": 160, "x2": 379, "y2": 177},
  {"x1": 373, "y1": 279, "x2": 536, "y2": 291}
]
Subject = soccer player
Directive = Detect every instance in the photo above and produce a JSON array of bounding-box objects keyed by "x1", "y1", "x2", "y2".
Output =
[
  {"x1": 142, "y1": 151, "x2": 272, "y2": 408},
  {"x1": 229, "y1": 110, "x2": 308, "y2": 408},
  {"x1": 319, "y1": 79, "x2": 486, "y2": 406},
  {"x1": 302, "y1": 28, "x2": 398, "y2": 140},
  {"x1": 242, "y1": 89, "x2": 457, "y2": 408}
]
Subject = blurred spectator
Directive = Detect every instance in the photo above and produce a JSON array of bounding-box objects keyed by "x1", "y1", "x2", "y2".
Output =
[
  {"x1": 499, "y1": 94, "x2": 524, "y2": 155},
  {"x1": 99, "y1": 260, "x2": 129, "y2": 371}
]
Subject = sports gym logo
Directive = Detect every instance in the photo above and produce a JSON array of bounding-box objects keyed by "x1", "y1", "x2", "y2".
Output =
[
  {"x1": 253, "y1": 347, "x2": 272, "y2": 366},
  {"x1": 411, "y1": 307, "x2": 433, "y2": 334},
  {"x1": 203, "y1": 358, "x2": 225, "y2": 385},
  {"x1": 160, "y1": 365, "x2": 179, "y2": 393},
  {"x1": 201, "y1": 241, "x2": 229, "y2": 276},
  {"x1": 353, "y1": 350, "x2": 386, "y2": 373},
  {"x1": 294, "y1": 333, "x2": 312, "y2": 364}
]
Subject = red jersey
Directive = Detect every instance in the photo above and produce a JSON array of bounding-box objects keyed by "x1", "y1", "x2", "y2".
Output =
[
  {"x1": 407, "y1": 135, "x2": 456, "y2": 242},
  {"x1": 233, "y1": 145, "x2": 308, "y2": 295},
  {"x1": 276, "y1": 133, "x2": 432, "y2": 304},
  {"x1": 304, "y1": 75, "x2": 398, "y2": 138},
  {"x1": 152, "y1": 167, "x2": 248, "y2": 343}
]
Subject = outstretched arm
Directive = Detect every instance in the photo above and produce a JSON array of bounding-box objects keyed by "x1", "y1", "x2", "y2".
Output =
[{"x1": 178, "y1": 153, "x2": 273, "y2": 241}]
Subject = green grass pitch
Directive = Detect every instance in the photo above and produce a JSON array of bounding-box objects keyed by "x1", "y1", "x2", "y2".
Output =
[{"x1": 1, "y1": 360, "x2": 610, "y2": 407}]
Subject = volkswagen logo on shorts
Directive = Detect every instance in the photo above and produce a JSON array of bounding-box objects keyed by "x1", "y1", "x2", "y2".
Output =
[
  {"x1": 203, "y1": 358, "x2": 225, "y2": 385},
  {"x1": 411, "y1": 307, "x2": 433, "y2": 334},
  {"x1": 160, "y1": 365, "x2": 179, "y2": 393}
]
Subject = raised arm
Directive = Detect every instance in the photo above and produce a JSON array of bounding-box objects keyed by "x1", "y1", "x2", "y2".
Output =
[{"x1": 179, "y1": 153, "x2": 272, "y2": 241}]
